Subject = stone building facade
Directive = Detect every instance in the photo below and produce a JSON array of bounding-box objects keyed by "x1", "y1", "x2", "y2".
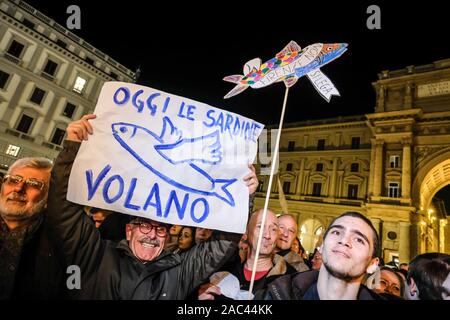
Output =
[
  {"x1": 0, "y1": 0, "x2": 135, "y2": 171},
  {"x1": 255, "y1": 58, "x2": 450, "y2": 263}
]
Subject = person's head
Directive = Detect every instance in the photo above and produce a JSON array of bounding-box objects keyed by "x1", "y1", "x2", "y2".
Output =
[
  {"x1": 374, "y1": 267, "x2": 404, "y2": 298},
  {"x1": 441, "y1": 258, "x2": 450, "y2": 300},
  {"x1": 405, "y1": 253, "x2": 450, "y2": 300},
  {"x1": 311, "y1": 248, "x2": 323, "y2": 270},
  {"x1": 126, "y1": 217, "x2": 168, "y2": 263},
  {"x1": 246, "y1": 209, "x2": 279, "y2": 259},
  {"x1": 178, "y1": 226, "x2": 194, "y2": 251},
  {"x1": 320, "y1": 211, "x2": 379, "y2": 282},
  {"x1": 90, "y1": 207, "x2": 113, "y2": 228},
  {"x1": 291, "y1": 237, "x2": 301, "y2": 254},
  {"x1": 169, "y1": 225, "x2": 182, "y2": 237},
  {"x1": 195, "y1": 227, "x2": 213, "y2": 244},
  {"x1": 399, "y1": 262, "x2": 409, "y2": 271},
  {"x1": 239, "y1": 233, "x2": 249, "y2": 263},
  {"x1": 396, "y1": 268, "x2": 407, "y2": 282},
  {"x1": 0, "y1": 157, "x2": 52, "y2": 229},
  {"x1": 276, "y1": 214, "x2": 298, "y2": 251}
]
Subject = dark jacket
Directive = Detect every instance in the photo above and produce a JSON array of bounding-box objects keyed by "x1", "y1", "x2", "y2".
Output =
[
  {"x1": 0, "y1": 214, "x2": 66, "y2": 300},
  {"x1": 277, "y1": 249, "x2": 309, "y2": 273},
  {"x1": 219, "y1": 250, "x2": 297, "y2": 299},
  {"x1": 46, "y1": 141, "x2": 242, "y2": 300},
  {"x1": 265, "y1": 270, "x2": 383, "y2": 300}
]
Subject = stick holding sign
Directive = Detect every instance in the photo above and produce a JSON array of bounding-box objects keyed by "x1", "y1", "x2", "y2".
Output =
[{"x1": 223, "y1": 40, "x2": 347, "y2": 297}]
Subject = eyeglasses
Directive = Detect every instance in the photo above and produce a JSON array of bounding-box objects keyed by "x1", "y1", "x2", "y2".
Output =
[
  {"x1": 131, "y1": 222, "x2": 167, "y2": 237},
  {"x1": 379, "y1": 278, "x2": 401, "y2": 295},
  {"x1": 2, "y1": 174, "x2": 45, "y2": 190}
]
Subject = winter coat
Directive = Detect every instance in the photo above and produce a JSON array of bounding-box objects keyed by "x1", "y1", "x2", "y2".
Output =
[
  {"x1": 0, "y1": 214, "x2": 66, "y2": 300},
  {"x1": 46, "y1": 141, "x2": 242, "y2": 299},
  {"x1": 265, "y1": 270, "x2": 383, "y2": 300}
]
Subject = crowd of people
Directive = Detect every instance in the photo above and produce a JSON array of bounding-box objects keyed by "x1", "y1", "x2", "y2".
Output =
[{"x1": 1, "y1": 114, "x2": 449, "y2": 300}]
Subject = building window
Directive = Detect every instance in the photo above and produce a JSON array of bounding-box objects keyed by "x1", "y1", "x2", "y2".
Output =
[
  {"x1": 63, "y1": 102, "x2": 76, "y2": 119},
  {"x1": 348, "y1": 184, "x2": 358, "y2": 199},
  {"x1": 288, "y1": 141, "x2": 296, "y2": 151},
  {"x1": 6, "y1": 144, "x2": 20, "y2": 157},
  {"x1": 388, "y1": 182, "x2": 400, "y2": 198},
  {"x1": 73, "y1": 76, "x2": 87, "y2": 94},
  {"x1": 110, "y1": 72, "x2": 118, "y2": 80},
  {"x1": 23, "y1": 18, "x2": 35, "y2": 29},
  {"x1": 7, "y1": 40, "x2": 25, "y2": 58},
  {"x1": 312, "y1": 183, "x2": 322, "y2": 196},
  {"x1": 286, "y1": 163, "x2": 293, "y2": 171},
  {"x1": 29, "y1": 87, "x2": 46, "y2": 105},
  {"x1": 51, "y1": 128, "x2": 66, "y2": 145},
  {"x1": 85, "y1": 57, "x2": 94, "y2": 65},
  {"x1": 0, "y1": 70, "x2": 10, "y2": 89},
  {"x1": 283, "y1": 181, "x2": 291, "y2": 194},
  {"x1": 351, "y1": 163, "x2": 359, "y2": 172},
  {"x1": 317, "y1": 139, "x2": 325, "y2": 150},
  {"x1": 390, "y1": 155, "x2": 400, "y2": 168},
  {"x1": 316, "y1": 163, "x2": 324, "y2": 172},
  {"x1": 56, "y1": 39, "x2": 67, "y2": 48},
  {"x1": 16, "y1": 114, "x2": 34, "y2": 134},
  {"x1": 351, "y1": 137, "x2": 360, "y2": 149},
  {"x1": 43, "y1": 59, "x2": 58, "y2": 76}
]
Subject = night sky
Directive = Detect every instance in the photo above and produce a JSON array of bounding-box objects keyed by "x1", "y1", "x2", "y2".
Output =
[{"x1": 22, "y1": 1, "x2": 450, "y2": 126}]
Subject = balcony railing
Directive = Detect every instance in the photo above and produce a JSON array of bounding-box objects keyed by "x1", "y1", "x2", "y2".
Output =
[{"x1": 3, "y1": 52, "x2": 21, "y2": 65}]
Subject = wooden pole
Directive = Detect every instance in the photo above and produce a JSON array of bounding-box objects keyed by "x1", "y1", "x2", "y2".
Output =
[{"x1": 248, "y1": 86, "x2": 289, "y2": 297}]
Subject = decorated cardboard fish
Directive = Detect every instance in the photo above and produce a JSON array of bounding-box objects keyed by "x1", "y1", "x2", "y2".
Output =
[{"x1": 223, "y1": 41, "x2": 347, "y2": 101}]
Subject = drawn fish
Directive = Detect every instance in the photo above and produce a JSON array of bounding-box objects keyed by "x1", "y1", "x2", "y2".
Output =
[
  {"x1": 112, "y1": 117, "x2": 237, "y2": 206},
  {"x1": 223, "y1": 41, "x2": 347, "y2": 100}
]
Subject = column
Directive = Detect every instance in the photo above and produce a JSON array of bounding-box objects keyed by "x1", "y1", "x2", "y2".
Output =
[
  {"x1": 302, "y1": 171, "x2": 310, "y2": 195},
  {"x1": 368, "y1": 139, "x2": 377, "y2": 196},
  {"x1": 401, "y1": 138, "x2": 412, "y2": 199},
  {"x1": 370, "y1": 218, "x2": 382, "y2": 240},
  {"x1": 296, "y1": 158, "x2": 305, "y2": 195},
  {"x1": 373, "y1": 139, "x2": 384, "y2": 197},
  {"x1": 399, "y1": 221, "x2": 411, "y2": 264},
  {"x1": 439, "y1": 219, "x2": 447, "y2": 253},
  {"x1": 329, "y1": 157, "x2": 338, "y2": 198},
  {"x1": 337, "y1": 171, "x2": 344, "y2": 198}
]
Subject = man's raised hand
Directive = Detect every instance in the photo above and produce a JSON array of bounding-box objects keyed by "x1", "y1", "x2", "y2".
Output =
[{"x1": 66, "y1": 114, "x2": 97, "y2": 142}]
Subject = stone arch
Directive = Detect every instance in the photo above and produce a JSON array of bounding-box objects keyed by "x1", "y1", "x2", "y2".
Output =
[
  {"x1": 297, "y1": 216, "x2": 326, "y2": 254},
  {"x1": 339, "y1": 158, "x2": 370, "y2": 171},
  {"x1": 412, "y1": 147, "x2": 450, "y2": 209},
  {"x1": 279, "y1": 160, "x2": 299, "y2": 171},
  {"x1": 305, "y1": 158, "x2": 333, "y2": 171}
]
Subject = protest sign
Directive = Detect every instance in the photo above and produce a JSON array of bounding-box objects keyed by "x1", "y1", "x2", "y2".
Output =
[{"x1": 68, "y1": 82, "x2": 264, "y2": 233}]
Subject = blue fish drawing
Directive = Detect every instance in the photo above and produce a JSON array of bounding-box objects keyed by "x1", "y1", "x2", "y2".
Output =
[{"x1": 112, "y1": 117, "x2": 237, "y2": 206}]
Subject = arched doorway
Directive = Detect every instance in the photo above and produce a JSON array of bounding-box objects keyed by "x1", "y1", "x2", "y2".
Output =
[
  {"x1": 427, "y1": 185, "x2": 450, "y2": 254},
  {"x1": 299, "y1": 218, "x2": 325, "y2": 255},
  {"x1": 412, "y1": 151, "x2": 450, "y2": 256}
]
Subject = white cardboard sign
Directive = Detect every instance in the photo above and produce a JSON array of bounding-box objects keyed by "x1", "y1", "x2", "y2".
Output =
[{"x1": 67, "y1": 82, "x2": 264, "y2": 233}]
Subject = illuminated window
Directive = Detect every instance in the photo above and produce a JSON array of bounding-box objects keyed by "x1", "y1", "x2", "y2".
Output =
[
  {"x1": 73, "y1": 76, "x2": 87, "y2": 94},
  {"x1": 390, "y1": 155, "x2": 400, "y2": 168},
  {"x1": 6, "y1": 144, "x2": 20, "y2": 157}
]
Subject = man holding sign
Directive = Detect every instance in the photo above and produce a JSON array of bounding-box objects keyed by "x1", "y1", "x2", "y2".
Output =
[
  {"x1": 46, "y1": 113, "x2": 258, "y2": 299},
  {"x1": 46, "y1": 81, "x2": 262, "y2": 299}
]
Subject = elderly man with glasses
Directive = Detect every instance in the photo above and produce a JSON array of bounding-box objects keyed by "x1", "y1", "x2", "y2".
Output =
[
  {"x1": 46, "y1": 114, "x2": 258, "y2": 299},
  {"x1": 0, "y1": 157, "x2": 66, "y2": 299}
]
